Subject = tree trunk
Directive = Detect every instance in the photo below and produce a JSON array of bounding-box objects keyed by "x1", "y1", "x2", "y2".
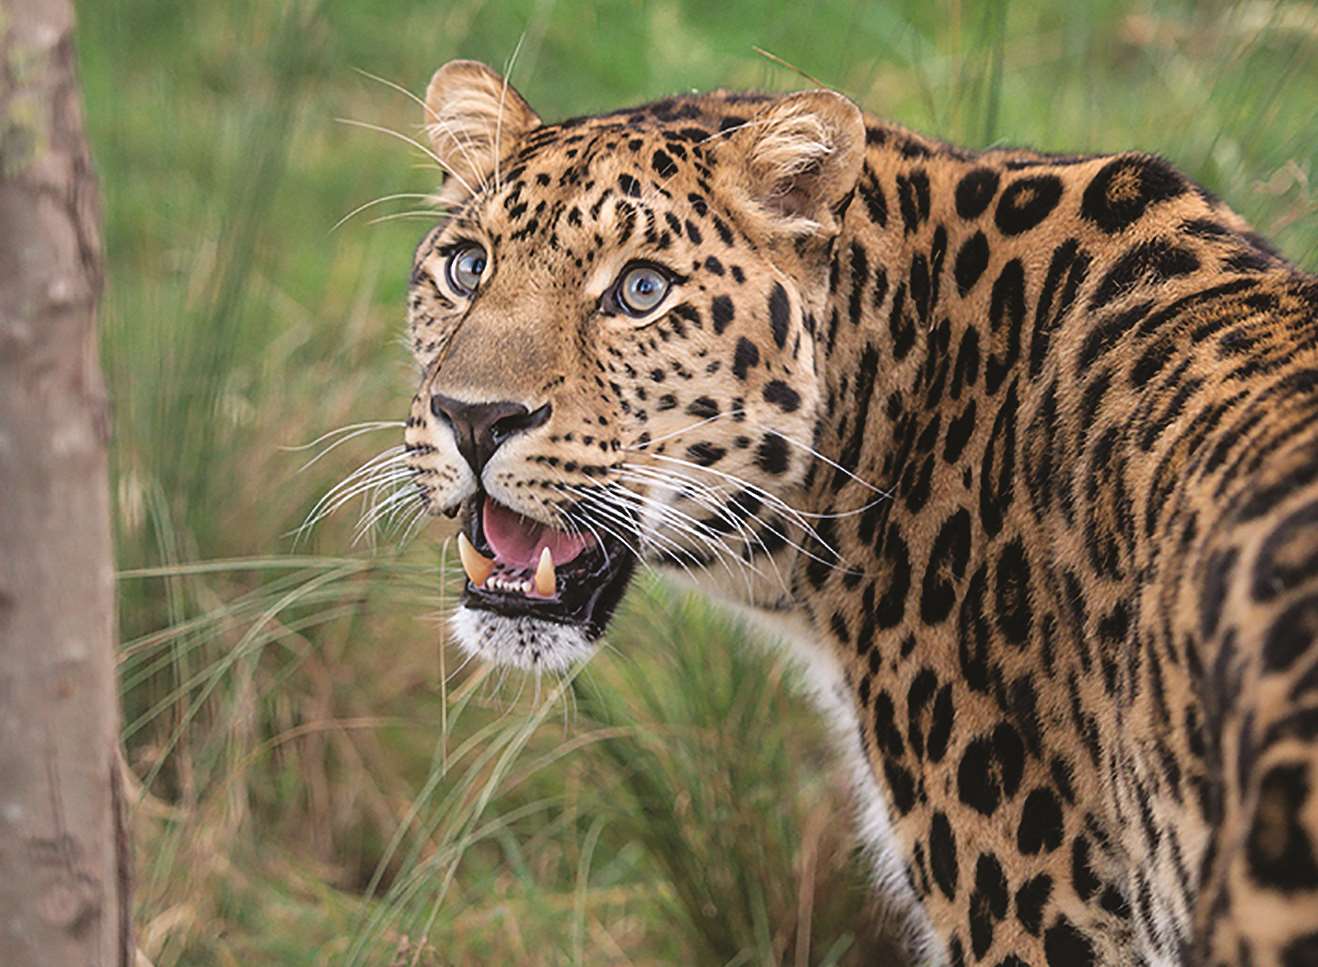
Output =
[{"x1": 0, "y1": 2, "x2": 130, "y2": 965}]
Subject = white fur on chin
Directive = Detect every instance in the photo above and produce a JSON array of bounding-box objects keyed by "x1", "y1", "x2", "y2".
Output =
[{"x1": 449, "y1": 606, "x2": 596, "y2": 672}]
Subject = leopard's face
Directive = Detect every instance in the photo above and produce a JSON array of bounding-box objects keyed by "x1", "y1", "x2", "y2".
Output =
[{"x1": 404, "y1": 62, "x2": 864, "y2": 670}]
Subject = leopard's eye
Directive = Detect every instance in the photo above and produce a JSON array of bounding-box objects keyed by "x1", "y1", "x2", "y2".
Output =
[
  {"x1": 446, "y1": 243, "x2": 488, "y2": 295},
  {"x1": 613, "y1": 263, "x2": 671, "y2": 316}
]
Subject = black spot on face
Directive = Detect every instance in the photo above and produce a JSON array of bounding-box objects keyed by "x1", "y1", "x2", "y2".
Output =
[
  {"x1": 711, "y1": 295, "x2": 735, "y2": 334},
  {"x1": 651, "y1": 149, "x2": 678, "y2": 178},
  {"x1": 873, "y1": 690, "x2": 905, "y2": 758},
  {"x1": 686, "y1": 396, "x2": 719, "y2": 419},
  {"x1": 686, "y1": 441, "x2": 726, "y2": 467},
  {"x1": 906, "y1": 667, "x2": 941, "y2": 759},
  {"x1": 755, "y1": 432, "x2": 789, "y2": 475},
  {"x1": 732, "y1": 337, "x2": 760, "y2": 380},
  {"x1": 762, "y1": 379, "x2": 801, "y2": 413},
  {"x1": 768, "y1": 283, "x2": 790, "y2": 348},
  {"x1": 712, "y1": 213, "x2": 734, "y2": 245},
  {"x1": 1283, "y1": 933, "x2": 1318, "y2": 967},
  {"x1": 884, "y1": 759, "x2": 918, "y2": 814},
  {"x1": 617, "y1": 173, "x2": 642, "y2": 198}
]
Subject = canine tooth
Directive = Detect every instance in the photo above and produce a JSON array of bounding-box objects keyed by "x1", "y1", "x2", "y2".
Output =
[
  {"x1": 534, "y1": 546, "x2": 556, "y2": 597},
  {"x1": 457, "y1": 532, "x2": 494, "y2": 588}
]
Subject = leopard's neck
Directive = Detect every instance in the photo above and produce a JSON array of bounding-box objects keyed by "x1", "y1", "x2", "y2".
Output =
[
  {"x1": 787, "y1": 119, "x2": 1309, "y2": 963},
  {"x1": 798, "y1": 123, "x2": 1269, "y2": 642}
]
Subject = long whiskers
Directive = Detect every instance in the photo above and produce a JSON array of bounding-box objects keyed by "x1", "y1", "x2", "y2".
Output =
[
  {"x1": 352, "y1": 481, "x2": 424, "y2": 547},
  {"x1": 493, "y1": 32, "x2": 528, "y2": 196},
  {"x1": 611, "y1": 467, "x2": 785, "y2": 595},
  {"x1": 558, "y1": 482, "x2": 733, "y2": 590},
  {"x1": 350, "y1": 67, "x2": 495, "y2": 200},
  {"x1": 619, "y1": 461, "x2": 838, "y2": 585},
  {"x1": 330, "y1": 193, "x2": 438, "y2": 233},
  {"x1": 292, "y1": 443, "x2": 411, "y2": 546},
  {"x1": 334, "y1": 117, "x2": 449, "y2": 175},
  {"x1": 635, "y1": 453, "x2": 853, "y2": 572},
  {"x1": 283, "y1": 421, "x2": 406, "y2": 473}
]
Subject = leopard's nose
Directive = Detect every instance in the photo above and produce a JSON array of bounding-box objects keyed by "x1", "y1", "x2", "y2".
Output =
[{"x1": 429, "y1": 394, "x2": 552, "y2": 477}]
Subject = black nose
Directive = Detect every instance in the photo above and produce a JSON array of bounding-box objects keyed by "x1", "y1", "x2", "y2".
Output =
[{"x1": 429, "y1": 394, "x2": 552, "y2": 476}]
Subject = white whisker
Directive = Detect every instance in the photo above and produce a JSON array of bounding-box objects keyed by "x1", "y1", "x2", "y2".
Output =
[
  {"x1": 625, "y1": 456, "x2": 860, "y2": 577},
  {"x1": 281, "y1": 421, "x2": 405, "y2": 454},
  {"x1": 287, "y1": 423, "x2": 406, "y2": 473},
  {"x1": 366, "y1": 210, "x2": 448, "y2": 225},
  {"x1": 335, "y1": 117, "x2": 450, "y2": 172},
  {"x1": 611, "y1": 468, "x2": 781, "y2": 595},
  {"x1": 331, "y1": 194, "x2": 438, "y2": 233},
  {"x1": 494, "y1": 32, "x2": 529, "y2": 195},
  {"x1": 559, "y1": 483, "x2": 711, "y2": 588}
]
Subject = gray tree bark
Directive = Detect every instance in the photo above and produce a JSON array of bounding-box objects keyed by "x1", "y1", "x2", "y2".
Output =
[{"x1": 0, "y1": 1, "x2": 131, "y2": 965}]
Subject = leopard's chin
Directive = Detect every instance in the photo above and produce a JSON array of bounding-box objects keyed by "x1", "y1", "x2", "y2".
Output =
[
  {"x1": 449, "y1": 607, "x2": 598, "y2": 672},
  {"x1": 449, "y1": 493, "x2": 637, "y2": 669}
]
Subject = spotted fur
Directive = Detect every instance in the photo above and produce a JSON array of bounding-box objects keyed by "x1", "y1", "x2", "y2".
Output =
[{"x1": 401, "y1": 60, "x2": 1318, "y2": 965}]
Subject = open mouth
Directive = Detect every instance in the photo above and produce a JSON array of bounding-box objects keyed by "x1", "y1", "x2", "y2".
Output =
[{"x1": 455, "y1": 494, "x2": 636, "y2": 638}]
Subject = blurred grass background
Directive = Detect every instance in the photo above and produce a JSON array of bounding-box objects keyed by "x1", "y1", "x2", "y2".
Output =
[{"x1": 72, "y1": 0, "x2": 1316, "y2": 963}]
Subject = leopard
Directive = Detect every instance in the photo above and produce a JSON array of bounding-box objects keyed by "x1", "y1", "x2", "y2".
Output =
[{"x1": 399, "y1": 59, "x2": 1318, "y2": 966}]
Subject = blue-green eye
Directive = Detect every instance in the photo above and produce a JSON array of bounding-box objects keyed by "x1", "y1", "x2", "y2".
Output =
[
  {"x1": 613, "y1": 264, "x2": 671, "y2": 315},
  {"x1": 447, "y1": 243, "x2": 487, "y2": 294}
]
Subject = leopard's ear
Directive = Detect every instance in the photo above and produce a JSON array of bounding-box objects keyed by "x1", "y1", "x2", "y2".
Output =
[
  {"x1": 424, "y1": 60, "x2": 541, "y2": 201},
  {"x1": 720, "y1": 90, "x2": 865, "y2": 237}
]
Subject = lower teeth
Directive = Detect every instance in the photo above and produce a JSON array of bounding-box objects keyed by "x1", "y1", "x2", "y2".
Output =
[{"x1": 486, "y1": 572, "x2": 533, "y2": 595}]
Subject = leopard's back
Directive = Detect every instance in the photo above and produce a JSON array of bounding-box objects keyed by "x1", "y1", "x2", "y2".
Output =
[{"x1": 807, "y1": 122, "x2": 1318, "y2": 965}]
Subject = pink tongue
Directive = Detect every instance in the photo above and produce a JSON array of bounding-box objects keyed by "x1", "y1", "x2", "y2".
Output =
[{"x1": 482, "y1": 499, "x2": 592, "y2": 570}]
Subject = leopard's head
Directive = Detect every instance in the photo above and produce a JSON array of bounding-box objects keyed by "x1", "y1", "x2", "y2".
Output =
[{"x1": 404, "y1": 60, "x2": 866, "y2": 669}]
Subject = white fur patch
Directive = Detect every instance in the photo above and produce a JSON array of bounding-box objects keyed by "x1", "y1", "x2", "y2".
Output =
[
  {"x1": 735, "y1": 605, "x2": 945, "y2": 965},
  {"x1": 450, "y1": 606, "x2": 596, "y2": 672}
]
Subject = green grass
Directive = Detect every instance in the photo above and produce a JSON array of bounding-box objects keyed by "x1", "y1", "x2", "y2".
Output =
[{"x1": 74, "y1": 0, "x2": 1317, "y2": 963}]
